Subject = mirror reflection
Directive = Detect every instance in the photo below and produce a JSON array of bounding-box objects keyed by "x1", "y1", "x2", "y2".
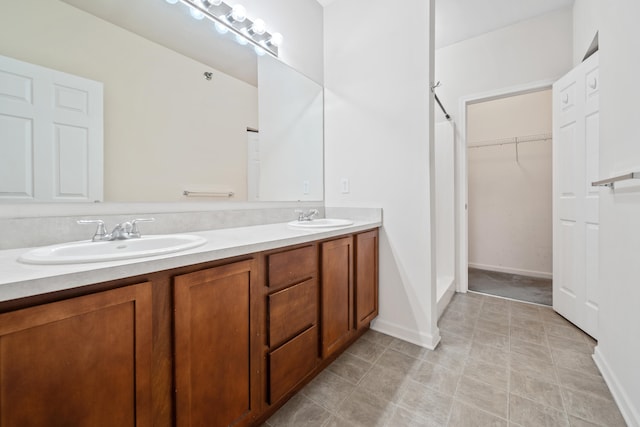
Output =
[{"x1": 0, "y1": 0, "x2": 324, "y2": 202}]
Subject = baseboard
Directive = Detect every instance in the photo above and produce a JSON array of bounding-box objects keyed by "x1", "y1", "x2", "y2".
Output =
[
  {"x1": 371, "y1": 318, "x2": 441, "y2": 350},
  {"x1": 468, "y1": 262, "x2": 552, "y2": 280},
  {"x1": 437, "y1": 276, "x2": 456, "y2": 319},
  {"x1": 593, "y1": 346, "x2": 640, "y2": 427}
]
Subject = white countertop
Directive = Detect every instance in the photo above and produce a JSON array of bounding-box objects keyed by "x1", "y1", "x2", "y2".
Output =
[{"x1": 0, "y1": 220, "x2": 380, "y2": 303}]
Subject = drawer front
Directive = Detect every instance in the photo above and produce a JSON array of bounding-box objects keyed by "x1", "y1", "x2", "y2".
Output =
[
  {"x1": 268, "y1": 245, "x2": 317, "y2": 289},
  {"x1": 268, "y1": 325, "x2": 318, "y2": 404},
  {"x1": 269, "y1": 278, "x2": 318, "y2": 348}
]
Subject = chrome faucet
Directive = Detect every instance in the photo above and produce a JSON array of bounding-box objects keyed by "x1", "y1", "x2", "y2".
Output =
[
  {"x1": 78, "y1": 218, "x2": 155, "y2": 241},
  {"x1": 294, "y1": 209, "x2": 319, "y2": 222}
]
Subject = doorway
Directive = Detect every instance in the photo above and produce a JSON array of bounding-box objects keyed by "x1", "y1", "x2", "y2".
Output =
[{"x1": 456, "y1": 82, "x2": 555, "y2": 306}]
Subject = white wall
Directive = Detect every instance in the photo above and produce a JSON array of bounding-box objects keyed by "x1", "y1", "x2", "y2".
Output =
[
  {"x1": 236, "y1": 0, "x2": 324, "y2": 84},
  {"x1": 593, "y1": 1, "x2": 640, "y2": 425},
  {"x1": 573, "y1": 0, "x2": 599, "y2": 65},
  {"x1": 435, "y1": 122, "x2": 455, "y2": 287},
  {"x1": 0, "y1": 0, "x2": 258, "y2": 202},
  {"x1": 435, "y1": 8, "x2": 573, "y2": 125},
  {"x1": 324, "y1": 0, "x2": 438, "y2": 348},
  {"x1": 467, "y1": 90, "x2": 553, "y2": 278},
  {"x1": 257, "y1": 55, "x2": 324, "y2": 201}
]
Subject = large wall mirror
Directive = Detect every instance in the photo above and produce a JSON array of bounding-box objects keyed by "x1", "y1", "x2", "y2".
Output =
[{"x1": 0, "y1": 0, "x2": 323, "y2": 203}]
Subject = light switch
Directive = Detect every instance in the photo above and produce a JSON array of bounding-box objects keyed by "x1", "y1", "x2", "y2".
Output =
[
  {"x1": 303, "y1": 180, "x2": 310, "y2": 195},
  {"x1": 341, "y1": 178, "x2": 350, "y2": 194}
]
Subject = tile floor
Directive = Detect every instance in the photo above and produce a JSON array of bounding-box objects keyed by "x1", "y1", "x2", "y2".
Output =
[{"x1": 265, "y1": 292, "x2": 626, "y2": 427}]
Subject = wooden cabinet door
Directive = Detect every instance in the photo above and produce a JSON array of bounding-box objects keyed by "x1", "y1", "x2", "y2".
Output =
[
  {"x1": 174, "y1": 259, "x2": 260, "y2": 427},
  {"x1": 321, "y1": 236, "x2": 353, "y2": 358},
  {"x1": 355, "y1": 230, "x2": 379, "y2": 330},
  {"x1": 0, "y1": 282, "x2": 152, "y2": 427}
]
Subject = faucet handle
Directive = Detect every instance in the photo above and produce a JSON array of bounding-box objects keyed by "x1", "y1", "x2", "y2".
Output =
[
  {"x1": 77, "y1": 219, "x2": 107, "y2": 241},
  {"x1": 130, "y1": 218, "x2": 155, "y2": 237}
]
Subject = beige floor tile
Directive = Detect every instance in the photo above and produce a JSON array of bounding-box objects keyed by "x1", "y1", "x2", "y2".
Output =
[
  {"x1": 508, "y1": 394, "x2": 569, "y2": 427},
  {"x1": 422, "y1": 345, "x2": 468, "y2": 373},
  {"x1": 267, "y1": 394, "x2": 333, "y2": 427},
  {"x1": 509, "y1": 352, "x2": 558, "y2": 384},
  {"x1": 390, "y1": 338, "x2": 429, "y2": 359},
  {"x1": 547, "y1": 335, "x2": 594, "y2": 355},
  {"x1": 543, "y1": 322, "x2": 591, "y2": 344},
  {"x1": 479, "y1": 309, "x2": 510, "y2": 324},
  {"x1": 397, "y1": 380, "x2": 453, "y2": 425},
  {"x1": 510, "y1": 370, "x2": 565, "y2": 411},
  {"x1": 473, "y1": 329, "x2": 510, "y2": 351},
  {"x1": 455, "y1": 375, "x2": 508, "y2": 418},
  {"x1": 327, "y1": 352, "x2": 373, "y2": 385},
  {"x1": 476, "y1": 318, "x2": 510, "y2": 336},
  {"x1": 360, "y1": 329, "x2": 395, "y2": 348},
  {"x1": 269, "y1": 294, "x2": 625, "y2": 427},
  {"x1": 448, "y1": 400, "x2": 507, "y2": 427},
  {"x1": 555, "y1": 367, "x2": 614, "y2": 401},
  {"x1": 386, "y1": 406, "x2": 444, "y2": 427},
  {"x1": 357, "y1": 364, "x2": 409, "y2": 404},
  {"x1": 551, "y1": 349, "x2": 600, "y2": 377},
  {"x1": 302, "y1": 370, "x2": 356, "y2": 411},
  {"x1": 412, "y1": 359, "x2": 461, "y2": 396},
  {"x1": 510, "y1": 316, "x2": 545, "y2": 331},
  {"x1": 440, "y1": 331, "x2": 474, "y2": 355},
  {"x1": 468, "y1": 341, "x2": 510, "y2": 366},
  {"x1": 510, "y1": 325, "x2": 547, "y2": 346},
  {"x1": 463, "y1": 357, "x2": 509, "y2": 389},
  {"x1": 345, "y1": 337, "x2": 387, "y2": 363},
  {"x1": 375, "y1": 348, "x2": 422, "y2": 376},
  {"x1": 509, "y1": 338, "x2": 553, "y2": 363},
  {"x1": 566, "y1": 415, "x2": 602, "y2": 426},
  {"x1": 439, "y1": 318, "x2": 475, "y2": 340},
  {"x1": 322, "y1": 416, "x2": 357, "y2": 427},
  {"x1": 337, "y1": 391, "x2": 395, "y2": 427},
  {"x1": 561, "y1": 388, "x2": 627, "y2": 426}
]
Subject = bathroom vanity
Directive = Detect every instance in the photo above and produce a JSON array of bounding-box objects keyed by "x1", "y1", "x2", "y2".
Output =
[{"x1": 0, "y1": 221, "x2": 379, "y2": 426}]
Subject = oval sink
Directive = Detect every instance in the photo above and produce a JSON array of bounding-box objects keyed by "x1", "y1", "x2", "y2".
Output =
[
  {"x1": 288, "y1": 218, "x2": 353, "y2": 229},
  {"x1": 19, "y1": 234, "x2": 208, "y2": 265}
]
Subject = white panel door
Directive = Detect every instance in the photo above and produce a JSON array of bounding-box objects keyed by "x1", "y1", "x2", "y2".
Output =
[
  {"x1": 0, "y1": 54, "x2": 103, "y2": 202},
  {"x1": 553, "y1": 52, "x2": 599, "y2": 338}
]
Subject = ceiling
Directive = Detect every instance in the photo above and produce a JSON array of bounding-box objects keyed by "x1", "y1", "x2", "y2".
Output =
[{"x1": 317, "y1": 0, "x2": 574, "y2": 49}]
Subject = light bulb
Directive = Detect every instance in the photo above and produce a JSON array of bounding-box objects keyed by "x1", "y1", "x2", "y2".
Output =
[
  {"x1": 228, "y1": 4, "x2": 247, "y2": 22},
  {"x1": 254, "y1": 45, "x2": 266, "y2": 56},
  {"x1": 189, "y1": 6, "x2": 205, "y2": 20},
  {"x1": 235, "y1": 34, "x2": 249, "y2": 45},
  {"x1": 214, "y1": 21, "x2": 229, "y2": 34},
  {"x1": 165, "y1": 0, "x2": 179, "y2": 4},
  {"x1": 249, "y1": 18, "x2": 266, "y2": 35},
  {"x1": 268, "y1": 32, "x2": 283, "y2": 47},
  {"x1": 202, "y1": 0, "x2": 222, "y2": 6}
]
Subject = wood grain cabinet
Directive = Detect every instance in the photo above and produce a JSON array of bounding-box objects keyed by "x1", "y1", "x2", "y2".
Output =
[
  {"x1": 321, "y1": 230, "x2": 379, "y2": 358},
  {"x1": 355, "y1": 229, "x2": 379, "y2": 330},
  {"x1": 266, "y1": 245, "x2": 319, "y2": 404},
  {"x1": 321, "y1": 236, "x2": 354, "y2": 358},
  {"x1": 0, "y1": 282, "x2": 153, "y2": 427},
  {"x1": 0, "y1": 227, "x2": 379, "y2": 427},
  {"x1": 173, "y1": 258, "x2": 261, "y2": 427}
]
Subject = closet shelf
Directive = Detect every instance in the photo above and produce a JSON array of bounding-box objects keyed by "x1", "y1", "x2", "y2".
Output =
[{"x1": 467, "y1": 132, "x2": 552, "y2": 149}]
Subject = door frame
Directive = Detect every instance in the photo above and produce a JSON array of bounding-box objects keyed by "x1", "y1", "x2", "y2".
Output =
[{"x1": 455, "y1": 78, "x2": 557, "y2": 293}]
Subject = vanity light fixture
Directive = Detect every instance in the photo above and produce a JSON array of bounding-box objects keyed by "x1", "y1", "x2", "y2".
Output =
[{"x1": 171, "y1": 0, "x2": 282, "y2": 57}]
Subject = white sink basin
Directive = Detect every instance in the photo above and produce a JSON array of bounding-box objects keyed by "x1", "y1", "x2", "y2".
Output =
[
  {"x1": 288, "y1": 218, "x2": 354, "y2": 229},
  {"x1": 18, "y1": 234, "x2": 208, "y2": 265}
]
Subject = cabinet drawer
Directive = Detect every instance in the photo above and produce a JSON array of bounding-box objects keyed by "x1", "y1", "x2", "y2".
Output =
[
  {"x1": 269, "y1": 278, "x2": 318, "y2": 348},
  {"x1": 268, "y1": 245, "x2": 317, "y2": 289},
  {"x1": 268, "y1": 325, "x2": 318, "y2": 404}
]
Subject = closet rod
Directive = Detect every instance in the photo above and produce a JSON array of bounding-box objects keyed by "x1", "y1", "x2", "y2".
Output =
[{"x1": 467, "y1": 133, "x2": 552, "y2": 149}]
